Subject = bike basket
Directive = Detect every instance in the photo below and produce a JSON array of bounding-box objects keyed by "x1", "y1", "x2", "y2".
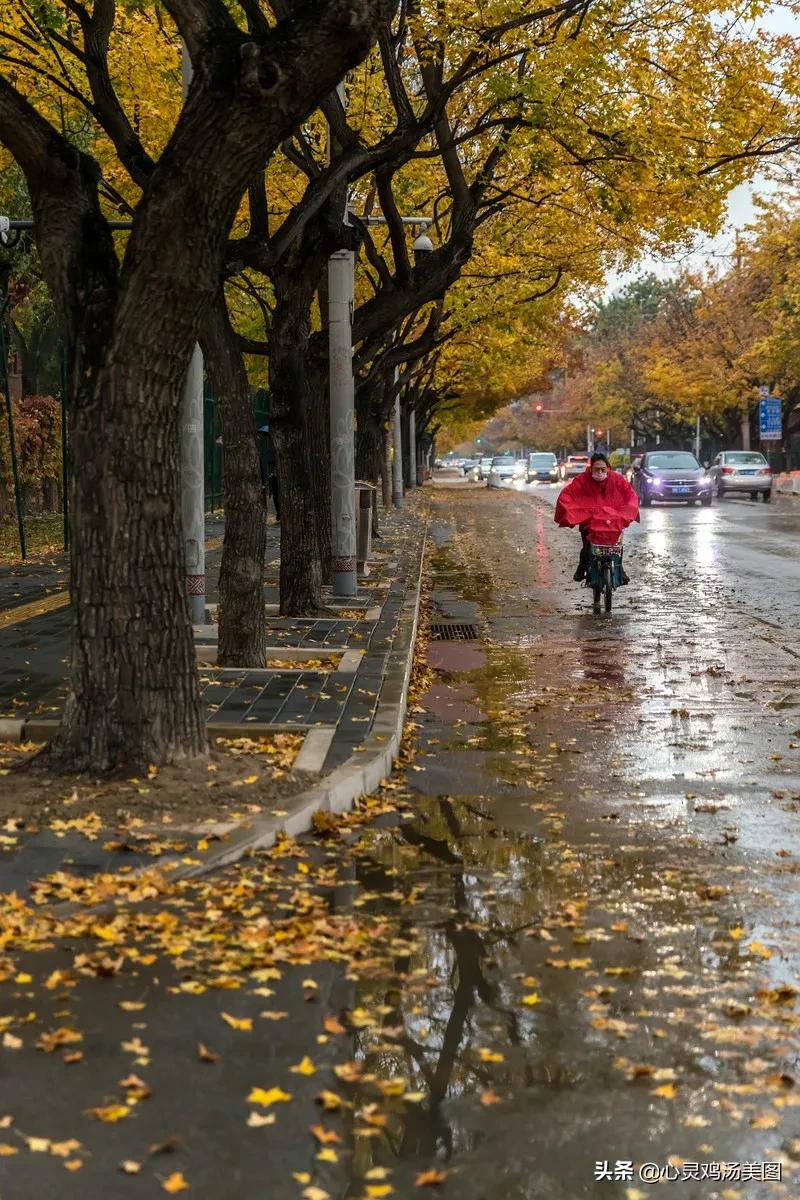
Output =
[{"x1": 590, "y1": 543, "x2": 623, "y2": 557}]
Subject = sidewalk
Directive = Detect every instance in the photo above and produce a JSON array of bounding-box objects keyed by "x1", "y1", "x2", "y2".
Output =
[{"x1": 0, "y1": 498, "x2": 428, "y2": 890}]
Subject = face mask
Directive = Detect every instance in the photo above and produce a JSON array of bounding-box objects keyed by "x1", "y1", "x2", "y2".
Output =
[{"x1": 591, "y1": 469, "x2": 608, "y2": 482}]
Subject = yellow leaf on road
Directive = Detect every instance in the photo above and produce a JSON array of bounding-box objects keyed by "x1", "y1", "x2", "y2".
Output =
[
  {"x1": 221, "y1": 1013, "x2": 252, "y2": 1031},
  {"x1": 651, "y1": 1084, "x2": 677, "y2": 1099},
  {"x1": 290, "y1": 1056, "x2": 316, "y2": 1076},
  {"x1": 522, "y1": 992, "x2": 540, "y2": 1006},
  {"x1": 26, "y1": 1137, "x2": 50, "y2": 1152},
  {"x1": 247, "y1": 1087, "x2": 291, "y2": 1107},
  {"x1": 477, "y1": 1049, "x2": 504, "y2": 1063},
  {"x1": 120, "y1": 1161, "x2": 142, "y2": 1174},
  {"x1": 747, "y1": 941, "x2": 772, "y2": 959},
  {"x1": 302, "y1": 1188, "x2": 330, "y2": 1200},
  {"x1": 162, "y1": 1172, "x2": 190, "y2": 1193},
  {"x1": 63, "y1": 1159, "x2": 83, "y2": 1171},
  {"x1": 0, "y1": 1145, "x2": 19, "y2": 1155},
  {"x1": 86, "y1": 1105, "x2": 130, "y2": 1122},
  {"x1": 317, "y1": 1148, "x2": 339, "y2": 1163},
  {"x1": 50, "y1": 1139, "x2": 81, "y2": 1157}
]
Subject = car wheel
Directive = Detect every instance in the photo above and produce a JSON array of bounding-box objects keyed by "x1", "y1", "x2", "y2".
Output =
[
  {"x1": 763, "y1": 490, "x2": 772, "y2": 503},
  {"x1": 750, "y1": 492, "x2": 759, "y2": 501},
  {"x1": 700, "y1": 493, "x2": 712, "y2": 506}
]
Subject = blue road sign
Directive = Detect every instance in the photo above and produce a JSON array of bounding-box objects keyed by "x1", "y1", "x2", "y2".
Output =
[{"x1": 758, "y1": 396, "x2": 782, "y2": 441}]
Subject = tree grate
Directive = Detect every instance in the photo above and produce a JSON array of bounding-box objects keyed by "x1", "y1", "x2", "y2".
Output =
[{"x1": 429, "y1": 622, "x2": 481, "y2": 641}]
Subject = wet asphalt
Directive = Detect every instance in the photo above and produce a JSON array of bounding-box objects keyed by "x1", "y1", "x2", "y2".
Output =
[{"x1": 1, "y1": 476, "x2": 798, "y2": 1200}]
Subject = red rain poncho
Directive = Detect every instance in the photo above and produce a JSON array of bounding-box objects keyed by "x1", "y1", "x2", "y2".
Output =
[{"x1": 554, "y1": 467, "x2": 640, "y2": 545}]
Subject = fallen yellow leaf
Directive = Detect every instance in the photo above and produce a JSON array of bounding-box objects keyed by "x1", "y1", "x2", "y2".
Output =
[
  {"x1": 50, "y1": 1139, "x2": 82, "y2": 1157},
  {"x1": 221, "y1": 1013, "x2": 252, "y2": 1031},
  {"x1": 26, "y1": 1137, "x2": 51, "y2": 1152},
  {"x1": 651, "y1": 1084, "x2": 677, "y2": 1100},
  {"x1": 521, "y1": 992, "x2": 540, "y2": 1006},
  {"x1": 747, "y1": 941, "x2": 772, "y2": 959},
  {"x1": 63, "y1": 1159, "x2": 83, "y2": 1171},
  {"x1": 120, "y1": 1161, "x2": 142, "y2": 1174},
  {"x1": 247, "y1": 1087, "x2": 291, "y2": 1107},
  {"x1": 290, "y1": 1056, "x2": 317, "y2": 1076},
  {"x1": 0, "y1": 1145, "x2": 19, "y2": 1156},
  {"x1": 85, "y1": 1105, "x2": 130, "y2": 1123},
  {"x1": 317, "y1": 1148, "x2": 339, "y2": 1163},
  {"x1": 162, "y1": 1172, "x2": 190, "y2": 1193},
  {"x1": 366, "y1": 1186, "x2": 392, "y2": 1198},
  {"x1": 477, "y1": 1049, "x2": 504, "y2": 1063},
  {"x1": 302, "y1": 1188, "x2": 330, "y2": 1200},
  {"x1": 415, "y1": 1168, "x2": 448, "y2": 1186}
]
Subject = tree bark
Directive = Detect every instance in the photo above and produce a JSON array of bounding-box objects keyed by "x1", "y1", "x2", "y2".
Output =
[
  {"x1": 54, "y1": 361, "x2": 207, "y2": 771},
  {"x1": 269, "y1": 281, "x2": 322, "y2": 615},
  {"x1": 202, "y1": 294, "x2": 266, "y2": 667}
]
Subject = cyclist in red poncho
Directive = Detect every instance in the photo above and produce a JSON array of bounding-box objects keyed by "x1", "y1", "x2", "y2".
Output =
[{"x1": 554, "y1": 453, "x2": 640, "y2": 583}]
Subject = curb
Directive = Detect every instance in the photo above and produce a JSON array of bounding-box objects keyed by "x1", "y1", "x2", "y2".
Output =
[
  {"x1": 174, "y1": 507, "x2": 428, "y2": 880},
  {"x1": 10, "y1": 503, "x2": 429, "y2": 893}
]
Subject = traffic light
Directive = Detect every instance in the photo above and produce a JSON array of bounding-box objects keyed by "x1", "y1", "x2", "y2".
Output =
[{"x1": 476, "y1": 437, "x2": 481, "y2": 444}]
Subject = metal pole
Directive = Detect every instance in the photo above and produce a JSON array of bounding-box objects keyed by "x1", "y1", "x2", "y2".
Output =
[
  {"x1": 695, "y1": 414, "x2": 701, "y2": 461},
  {"x1": 328, "y1": 248, "x2": 357, "y2": 595},
  {"x1": 392, "y1": 375, "x2": 404, "y2": 507},
  {"x1": 327, "y1": 83, "x2": 357, "y2": 597},
  {"x1": 181, "y1": 44, "x2": 205, "y2": 624},
  {"x1": 0, "y1": 302, "x2": 25, "y2": 559},
  {"x1": 59, "y1": 342, "x2": 69, "y2": 550},
  {"x1": 741, "y1": 410, "x2": 750, "y2": 451},
  {"x1": 407, "y1": 407, "x2": 417, "y2": 490}
]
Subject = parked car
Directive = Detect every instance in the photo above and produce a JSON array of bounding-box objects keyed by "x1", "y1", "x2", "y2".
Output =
[
  {"x1": 461, "y1": 458, "x2": 480, "y2": 478},
  {"x1": 526, "y1": 452, "x2": 559, "y2": 484},
  {"x1": 632, "y1": 450, "x2": 712, "y2": 506},
  {"x1": 487, "y1": 455, "x2": 525, "y2": 487},
  {"x1": 708, "y1": 451, "x2": 772, "y2": 502},
  {"x1": 477, "y1": 456, "x2": 495, "y2": 480},
  {"x1": 559, "y1": 454, "x2": 591, "y2": 480}
]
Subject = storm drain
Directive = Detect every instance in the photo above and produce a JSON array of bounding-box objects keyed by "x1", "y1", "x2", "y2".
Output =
[{"x1": 429, "y1": 622, "x2": 481, "y2": 641}]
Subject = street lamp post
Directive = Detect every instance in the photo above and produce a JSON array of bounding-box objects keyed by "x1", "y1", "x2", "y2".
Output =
[
  {"x1": 181, "y1": 45, "x2": 205, "y2": 624},
  {"x1": 327, "y1": 85, "x2": 358, "y2": 597}
]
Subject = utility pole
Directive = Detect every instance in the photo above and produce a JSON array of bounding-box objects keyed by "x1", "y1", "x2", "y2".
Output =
[
  {"x1": 180, "y1": 45, "x2": 205, "y2": 624},
  {"x1": 695, "y1": 414, "x2": 701, "y2": 461},
  {"x1": 407, "y1": 406, "x2": 416, "y2": 490},
  {"x1": 392, "y1": 372, "x2": 404, "y2": 507},
  {"x1": 327, "y1": 84, "x2": 357, "y2": 596},
  {"x1": 741, "y1": 409, "x2": 751, "y2": 451}
]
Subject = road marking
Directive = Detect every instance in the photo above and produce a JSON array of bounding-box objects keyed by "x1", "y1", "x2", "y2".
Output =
[{"x1": 0, "y1": 535, "x2": 225, "y2": 631}]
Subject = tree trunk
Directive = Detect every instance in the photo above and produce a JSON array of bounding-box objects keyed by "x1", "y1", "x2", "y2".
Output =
[
  {"x1": 50, "y1": 363, "x2": 206, "y2": 771},
  {"x1": 269, "y1": 285, "x2": 322, "y2": 615},
  {"x1": 202, "y1": 295, "x2": 266, "y2": 667}
]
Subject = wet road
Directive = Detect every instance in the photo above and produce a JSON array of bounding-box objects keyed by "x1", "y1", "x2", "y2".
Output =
[{"x1": 1, "y1": 478, "x2": 799, "y2": 1199}]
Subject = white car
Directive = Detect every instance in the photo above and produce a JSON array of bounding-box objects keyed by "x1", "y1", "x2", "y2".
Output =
[
  {"x1": 487, "y1": 455, "x2": 525, "y2": 486},
  {"x1": 708, "y1": 451, "x2": 772, "y2": 502}
]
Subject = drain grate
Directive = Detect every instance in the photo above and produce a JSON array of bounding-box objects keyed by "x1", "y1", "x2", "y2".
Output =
[{"x1": 429, "y1": 622, "x2": 480, "y2": 641}]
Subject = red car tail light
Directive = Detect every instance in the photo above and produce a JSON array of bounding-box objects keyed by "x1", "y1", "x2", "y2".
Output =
[
  {"x1": 758, "y1": 467, "x2": 772, "y2": 475},
  {"x1": 720, "y1": 466, "x2": 735, "y2": 475}
]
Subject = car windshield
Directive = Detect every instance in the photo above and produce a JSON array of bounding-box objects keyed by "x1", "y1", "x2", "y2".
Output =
[
  {"x1": 492, "y1": 456, "x2": 516, "y2": 466},
  {"x1": 726, "y1": 452, "x2": 766, "y2": 465},
  {"x1": 529, "y1": 454, "x2": 557, "y2": 465},
  {"x1": 647, "y1": 452, "x2": 699, "y2": 470}
]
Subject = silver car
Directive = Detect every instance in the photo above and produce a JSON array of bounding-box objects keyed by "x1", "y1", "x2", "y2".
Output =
[
  {"x1": 708, "y1": 451, "x2": 772, "y2": 502},
  {"x1": 487, "y1": 455, "x2": 525, "y2": 487}
]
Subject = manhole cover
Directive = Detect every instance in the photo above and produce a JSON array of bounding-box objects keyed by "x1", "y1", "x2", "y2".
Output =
[{"x1": 429, "y1": 622, "x2": 481, "y2": 641}]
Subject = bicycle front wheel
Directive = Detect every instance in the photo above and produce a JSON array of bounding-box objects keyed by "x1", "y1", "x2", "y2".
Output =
[{"x1": 603, "y1": 565, "x2": 613, "y2": 613}]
